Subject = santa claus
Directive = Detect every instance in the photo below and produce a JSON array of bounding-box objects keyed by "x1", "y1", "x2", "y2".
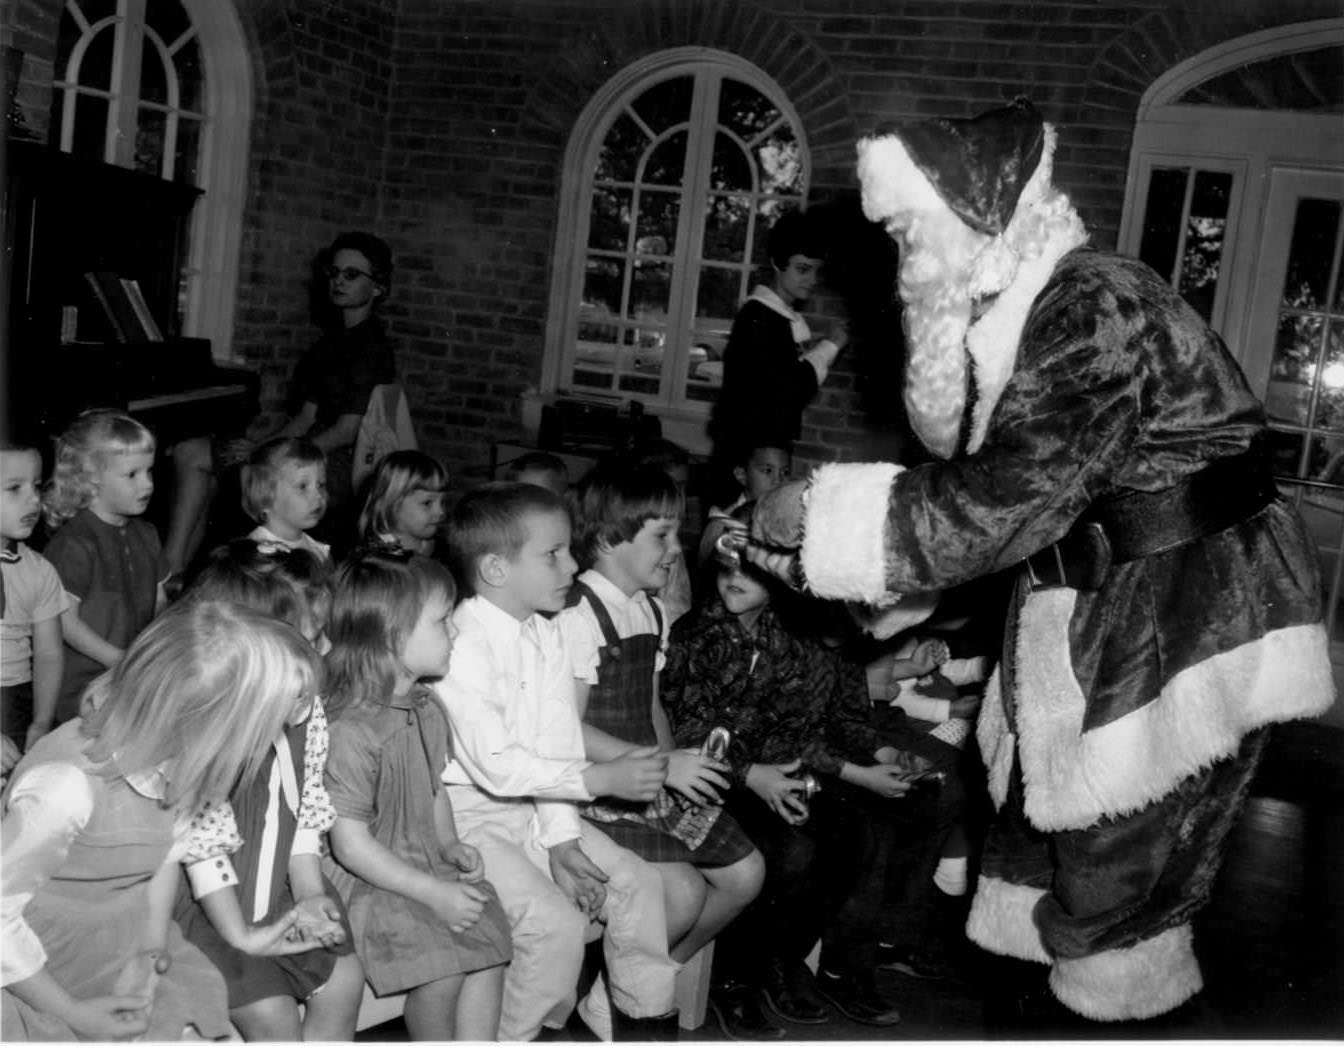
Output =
[{"x1": 747, "y1": 99, "x2": 1336, "y2": 1021}]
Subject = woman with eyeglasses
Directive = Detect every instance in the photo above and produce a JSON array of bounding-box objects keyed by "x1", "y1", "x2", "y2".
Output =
[{"x1": 224, "y1": 232, "x2": 398, "y2": 557}]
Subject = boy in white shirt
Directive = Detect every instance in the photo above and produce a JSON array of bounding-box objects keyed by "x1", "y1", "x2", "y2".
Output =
[{"x1": 436, "y1": 481, "x2": 679, "y2": 1041}]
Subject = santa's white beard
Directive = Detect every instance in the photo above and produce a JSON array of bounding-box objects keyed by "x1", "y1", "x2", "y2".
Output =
[{"x1": 898, "y1": 225, "x2": 979, "y2": 460}]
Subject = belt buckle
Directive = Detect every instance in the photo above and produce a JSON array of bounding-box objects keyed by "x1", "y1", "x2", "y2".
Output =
[{"x1": 1025, "y1": 521, "x2": 1112, "y2": 591}]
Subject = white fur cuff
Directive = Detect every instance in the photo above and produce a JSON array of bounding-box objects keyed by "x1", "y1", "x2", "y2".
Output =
[
  {"x1": 1050, "y1": 923, "x2": 1202, "y2": 1021},
  {"x1": 801, "y1": 462, "x2": 901, "y2": 604},
  {"x1": 965, "y1": 875, "x2": 1051, "y2": 963}
]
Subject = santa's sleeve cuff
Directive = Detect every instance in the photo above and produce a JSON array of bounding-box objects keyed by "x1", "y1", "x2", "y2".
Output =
[{"x1": 801, "y1": 462, "x2": 901, "y2": 603}]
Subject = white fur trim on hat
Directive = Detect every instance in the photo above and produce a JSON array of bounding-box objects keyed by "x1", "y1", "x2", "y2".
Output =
[
  {"x1": 965, "y1": 875, "x2": 1051, "y2": 963},
  {"x1": 856, "y1": 132, "x2": 947, "y2": 227},
  {"x1": 1050, "y1": 924, "x2": 1203, "y2": 1021},
  {"x1": 1013, "y1": 587, "x2": 1335, "y2": 832},
  {"x1": 800, "y1": 462, "x2": 901, "y2": 604}
]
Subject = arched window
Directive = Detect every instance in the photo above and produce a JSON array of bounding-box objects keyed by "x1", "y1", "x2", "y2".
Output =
[
  {"x1": 542, "y1": 49, "x2": 808, "y2": 453},
  {"x1": 48, "y1": 0, "x2": 252, "y2": 357}
]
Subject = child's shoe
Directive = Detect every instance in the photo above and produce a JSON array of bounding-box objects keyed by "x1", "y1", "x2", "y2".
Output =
[
  {"x1": 814, "y1": 968, "x2": 901, "y2": 1026},
  {"x1": 707, "y1": 981, "x2": 784, "y2": 1041}
]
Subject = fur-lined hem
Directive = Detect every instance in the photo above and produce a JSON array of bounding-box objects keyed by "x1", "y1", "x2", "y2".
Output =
[
  {"x1": 965, "y1": 875, "x2": 1051, "y2": 963},
  {"x1": 1050, "y1": 924, "x2": 1202, "y2": 1021},
  {"x1": 977, "y1": 666, "x2": 1014, "y2": 810},
  {"x1": 801, "y1": 463, "x2": 901, "y2": 603},
  {"x1": 1015, "y1": 588, "x2": 1335, "y2": 832}
]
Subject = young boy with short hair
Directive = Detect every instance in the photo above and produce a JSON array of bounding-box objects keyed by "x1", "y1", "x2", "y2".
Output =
[
  {"x1": 436, "y1": 481, "x2": 680, "y2": 1041},
  {"x1": 503, "y1": 450, "x2": 570, "y2": 497},
  {"x1": 559, "y1": 463, "x2": 766, "y2": 1024},
  {"x1": 698, "y1": 443, "x2": 791, "y2": 569}
]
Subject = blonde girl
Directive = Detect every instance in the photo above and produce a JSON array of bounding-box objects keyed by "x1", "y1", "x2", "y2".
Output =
[
  {"x1": 322, "y1": 549, "x2": 511, "y2": 1040},
  {"x1": 42, "y1": 409, "x2": 169, "y2": 725},
  {"x1": 173, "y1": 540, "x2": 364, "y2": 1041},
  {"x1": 1, "y1": 600, "x2": 321, "y2": 1041},
  {"x1": 356, "y1": 450, "x2": 448, "y2": 556}
]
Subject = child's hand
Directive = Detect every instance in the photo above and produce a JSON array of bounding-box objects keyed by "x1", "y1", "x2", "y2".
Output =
[
  {"x1": 907, "y1": 638, "x2": 950, "y2": 676},
  {"x1": 745, "y1": 760, "x2": 809, "y2": 825},
  {"x1": 852, "y1": 763, "x2": 918, "y2": 800},
  {"x1": 594, "y1": 745, "x2": 668, "y2": 803},
  {"x1": 65, "y1": 994, "x2": 152, "y2": 1041},
  {"x1": 443, "y1": 840, "x2": 486, "y2": 883},
  {"x1": 291, "y1": 894, "x2": 346, "y2": 949},
  {"x1": 424, "y1": 879, "x2": 490, "y2": 934},
  {"x1": 664, "y1": 748, "x2": 730, "y2": 806},
  {"x1": 547, "y1": 839, "x2": 608, "y2": 919},
  {"x1": 950, "y1": 694, "x2": 982, "y2": 719},
  {"x1": 235, "y1": 908, "x2": 322, "y2": 956}
]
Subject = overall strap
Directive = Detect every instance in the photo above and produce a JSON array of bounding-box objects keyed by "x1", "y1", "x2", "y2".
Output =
[{"x1": 572, "y1": 579, "x2": 623, "y2": 651}]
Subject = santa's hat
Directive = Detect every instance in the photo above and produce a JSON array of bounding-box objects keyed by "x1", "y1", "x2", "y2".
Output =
[{"x1": 858, "y1": 98, "x2": 1047, "y2": 237}]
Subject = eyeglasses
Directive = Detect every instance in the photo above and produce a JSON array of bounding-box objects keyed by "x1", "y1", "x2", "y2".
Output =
[{"x1": 325, "y1": 265, "x2": 373, "y2": 282}]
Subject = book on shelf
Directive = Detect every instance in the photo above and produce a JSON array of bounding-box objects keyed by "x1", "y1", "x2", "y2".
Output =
[
  {"x1": 83, "y1": 271, "x2": 158, "y2": 342},
  {"x1": 120, "y1": 277, "x2": 164, "y2": 341}
]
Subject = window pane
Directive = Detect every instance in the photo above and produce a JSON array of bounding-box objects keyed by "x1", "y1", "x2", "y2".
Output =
[
  {"x1": 135, "y1": 107, "x2": 166, "y2": 175},
  {"x1": 1267, "y1": 314, "x2": 1325, "y2": 426},
  {"x1": 145, "y1": 0, "x2": 192, "y2": 52},
  {"x1": 631, "y1": 76, "x2": 692, "y2": 136},
  {"x1": 1177, "y1": 170, "x2": 1232, "y2": 322},
  {"x1": 756, "y1": 125, "x2": 803, "y2": 195},
  {"x1": 635, "y1": 190, "x2": 679, "y2": 257},
  {"x1": 70, "y1": 91, "x2": 109, "y2": 161},
  {"x1": 174, "y1": 114, "x2": 200, "y2": 184},
  {"x1": 597, "y1": 112, "x2": 647, "y2": 183},
  {"x1": 703, "y1": 194, "x2": 751, "y2": 262},
  {"x1": 582, "y1": 256, "x2": 625, "y2": 316},
  {"x1": 622, "y1": 327, "x2": 663, "y2": 395},
  {"x1": 1269, "y1": 426, "x2": 1307, "y2": 476},
  {"x1": 711, "y1": 131, "x2": 753, "y2": 192},
  {"x1": 1282, "y1": 197, "x2": 1342, "y2": 309},
  {"x1": 588, "y1": 187, "x2": 632, "y2": 251},
  {"x1": 719, "y1": 78, "x2": 780, "y2": 142},
  {"x1": 76, "y1": 23, "x2": 116, "y2": 91},
  {"x1": 630, "y1": 260, "x2": 671, "y2": 320},
  {"x1": 1138, "y1": 167, "x2": 1188, "y2": 282},
  {"x1": 173, "y1": 34, "x2": 203, "y2": 113},
  {"x1": 695, "y1": 266, "x2": 742, "y2": 324},
  {"x1": 644, "y1": 130, "x2": 688, "y2": 187},
  {"x1": 140, "y1": 35, "x2": 168, "y2": 105},
  {"x1": 1317, "y1": 321, "x2": 1344, "y2": 433}
]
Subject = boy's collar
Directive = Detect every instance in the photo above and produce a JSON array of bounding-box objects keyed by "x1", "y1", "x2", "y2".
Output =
[
  {"x1": 580, "y1": 568, "x2": 647, "y2": 607},
  {"x1": 748, "y1": 285, "x2": 812, "y2": 345}
]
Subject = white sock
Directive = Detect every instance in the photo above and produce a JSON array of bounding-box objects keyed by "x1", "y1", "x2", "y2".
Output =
[
  {"x1": 577, "y1": 973, "x2": 614, "y2": 1042},
  {"x1": 933, "y1": 855, "x2": 968, "y2": 896}
]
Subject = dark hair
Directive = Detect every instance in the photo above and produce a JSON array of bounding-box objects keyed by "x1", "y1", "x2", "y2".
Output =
[
  {"x1": 241, "y1": 437, "x2": 325, "y2": 524},
  {"x1": 766, "y1": 209, "x2": 826, "y2": 270},
  {"x1": 571, "y1": 462, "x2": 683, "y2": 568},
  {"x1": 325, "y1": 550, "x2": 456, "y2": 714},
  {"x1": 448, "y1": 481, "x2": 568, "y2": 588},
  {"x1": 330, "y1": 230, "x2": 393, "y2": 290},
  {"x1": 630, "y1": 438, "x2": 690, "y2": 473},
  {"x1": 503, "y1": 451, "x2": 569, "y2": 483},
  {"x1": 185, "y1": 539, "x2": 332, "y2": 636}
]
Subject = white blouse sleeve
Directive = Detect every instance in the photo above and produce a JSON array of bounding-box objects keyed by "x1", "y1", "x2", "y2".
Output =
[
  {"x1": 180, "y1": 800, "x2": 245, "y2": 899},
  {"x1": 1, "y1": 763, "x2": 94, "y2": 986},
  {"x1": 294, "y1": 698, "x2": 336, "y2": 856}
]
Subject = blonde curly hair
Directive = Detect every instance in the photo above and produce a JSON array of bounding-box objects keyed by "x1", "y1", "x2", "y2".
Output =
[{"x1": 43, "y1": 409, "x2": 156, "y2": 529}]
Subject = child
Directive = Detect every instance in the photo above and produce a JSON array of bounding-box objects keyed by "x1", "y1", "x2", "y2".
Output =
[
  {"x1": 42, "y1": 409, "x2": 170, "y2": 725},
  {"x1": 664, "y1": 538, "x2": 945, "y2": 1037},
  {"x1": 503, "y1": 450, "x2": 570, "y2": 496},
  {"x1": 357, "y1": 449, "x2": 448, "y2": 557},
  {"x1": 698, "y1": 444, "x2": 791, "y2": 568},
  {"x1": 322, "y1": 548, "x2": 512, "y2": 1041},
  {"x1": 173, "y1": 540, "x2": 364, "y2": 1040},
  {"x1": 628, "y1": 441, "x2": 697, "y2": 624},
  {"x1": 437, "y1": 481, "x2": 680, "y2": 1041},
  {"x1": 560, "y1": 463, "x2": 763, "y2": 1014},
  {"x1": 1, "y1": 600, "x2": 321, "y2": 1041},
  {"x1": 241, "y1": 437, "x2": 331, "y2": 561},
  {"x1": 1, "y1": 436, "x2": 67, "y2": 750}
]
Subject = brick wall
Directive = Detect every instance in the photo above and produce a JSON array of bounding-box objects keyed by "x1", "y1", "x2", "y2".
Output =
[{"x1": 6, "y1": 0, "x2": 1337, "y2": 483}]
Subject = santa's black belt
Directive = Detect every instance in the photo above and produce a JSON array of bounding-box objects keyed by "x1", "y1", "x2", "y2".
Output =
[{"x1": 1023, "y1": 449, "x2": 1279, "y2": 591}]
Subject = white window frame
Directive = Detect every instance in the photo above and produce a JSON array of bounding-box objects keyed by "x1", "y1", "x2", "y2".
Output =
[
  {"x1": 1118, "y1": 19, "x2": 1344, "y2": 370},
  {"x1": 539, "y1": 47, "x2": 808, "y2": 455},
  {"x1": 49, "y1": 0, "x2": 252, "y2": 362}
]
